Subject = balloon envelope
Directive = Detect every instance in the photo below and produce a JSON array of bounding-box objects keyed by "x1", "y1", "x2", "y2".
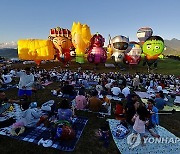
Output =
[
  {"x1": 137, "y1": 27, "x2": 153, "y2": 42},
  {"x1": 87, "y1": 33, "x2": 107, "y2": 64},
  {"x1": 71, "y1": 22, "x2": 92, "y2": 63},
  {"x1": 111, "y1": 35, "x2": 129, "y2": 63},
  {"x1": 142, "y1": 36, "x2": 164, "y2": 60},
  {"x1": 124, "y1": 42, "x2": 142, "y2": 65},
  {"x1": 18, "y1": 39, "x2": 55, "y2": 62}
]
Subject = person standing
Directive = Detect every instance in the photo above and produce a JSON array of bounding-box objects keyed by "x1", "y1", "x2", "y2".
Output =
[{"x1": 16, "y1": 67, "x2": 34, "y2": 102}]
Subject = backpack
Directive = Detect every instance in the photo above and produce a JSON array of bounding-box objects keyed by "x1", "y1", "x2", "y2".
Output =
[
  {"x1": 53, "y1": 120, "x2": 75, "y2": 141},
  {"x1": 112, "y1": 122, "x2": 129, "y2": 139}
]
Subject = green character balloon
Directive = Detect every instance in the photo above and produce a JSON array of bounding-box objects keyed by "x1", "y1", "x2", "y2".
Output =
[
  {"x1": 142, "y1": 36, "x2": 164, "y2": 60},
  {"x1": 142, "y1": 36, "x2": 164, "y2": 71}
]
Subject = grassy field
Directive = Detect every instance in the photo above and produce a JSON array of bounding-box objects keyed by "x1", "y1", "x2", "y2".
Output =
[
  {"x1": 0, "y1": 58, "x2": 180, "y2": 154},
  {"x1": 10, "y1": 57, "x2": 180, "y2": 76}
]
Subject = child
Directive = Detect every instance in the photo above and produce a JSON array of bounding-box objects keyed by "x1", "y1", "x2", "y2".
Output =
[{"x1": 132, "y1": 106, "x2": 149, "y2": 145}]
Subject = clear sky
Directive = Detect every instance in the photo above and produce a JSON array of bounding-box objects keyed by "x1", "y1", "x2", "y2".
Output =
[{"x1": 0, "y1": 0, "x2": 180, "y2": 45}]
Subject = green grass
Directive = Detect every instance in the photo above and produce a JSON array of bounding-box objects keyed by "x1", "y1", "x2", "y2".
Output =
[
  {"x1": 0, "y1": 58, "x2": 180, "y2": 154},
  {"x1": 12, "y1": 57, "x2": 180, "y2": 76}
]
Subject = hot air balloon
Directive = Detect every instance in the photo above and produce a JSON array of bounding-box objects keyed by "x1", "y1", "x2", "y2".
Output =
[
  {"x1": 87, "y1": 33, "x2": 107, "y2": 64},
  {"x1": 110, "y1": 35, "x2": 129, "y2": 63},
  {"x1": 107, "y1": 34, "x2": 113, "y2": 59},
  {"x1": 49, "y1": 27, "x2": 73, "y2": 66},
  {"x1": 71, "y1": 22, "x2": 92, "y2": 64},
  {"x1": 142, "y1": 35, "x2": 164, "y2": 70},
  {"x1": 18, "y1": 39, "x2": 55, "y2": 66},
  {"x1": 124, "y1": 42, "x2": 142, "y2": 65},
  {"x1": 137, "y1": 27, "x2": 153, "y2": 44}
]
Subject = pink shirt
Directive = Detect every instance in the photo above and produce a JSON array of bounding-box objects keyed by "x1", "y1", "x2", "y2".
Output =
[
  {"x1": 133, "y1": 115, "x2": 146, "y2": 134},
  {"x1": 75, "y1": 95, "x2": 87, "y2": 110}
]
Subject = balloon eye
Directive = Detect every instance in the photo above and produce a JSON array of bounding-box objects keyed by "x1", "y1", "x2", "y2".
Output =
[
  {"x1": 147, "y1": 45, "x2": 151, "y2": 49},
  {"x1": 155, "y1": 46, "x2": 160, "y2": 49}
]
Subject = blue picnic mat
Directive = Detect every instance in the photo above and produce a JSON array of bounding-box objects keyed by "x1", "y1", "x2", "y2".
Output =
[
  {"x1": 0, "y1": 117, "x2": 88, "y2": 152},
  {"x1": 108, "y1": 119, "x2": 180, "y2": 154},
  {"x1": 0, "y1": 84, "x2": 17, "y2": 91}
]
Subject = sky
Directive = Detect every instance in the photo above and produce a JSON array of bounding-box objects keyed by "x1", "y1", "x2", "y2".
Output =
[{"x1": 0, "y1": 0, "x2": 180, "y2": 46}]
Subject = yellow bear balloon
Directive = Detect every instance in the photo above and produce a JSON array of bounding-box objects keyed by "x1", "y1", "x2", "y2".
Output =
[
  {"x1": 18, "y1": 39, "x2": 55, "y2": 65},
  {"x1": 71, "y1": 22, "x2": 91, "y2": 64}
]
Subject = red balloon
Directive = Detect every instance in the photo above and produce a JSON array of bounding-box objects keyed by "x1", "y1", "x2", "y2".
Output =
[{"x1": 124, "y1": 42, "x2": 142, "y2": 65}]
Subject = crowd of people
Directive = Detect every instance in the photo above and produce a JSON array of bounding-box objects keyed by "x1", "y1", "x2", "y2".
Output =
[{"x1": 0, "y1": 64, "x2": 180, "y2": 146}]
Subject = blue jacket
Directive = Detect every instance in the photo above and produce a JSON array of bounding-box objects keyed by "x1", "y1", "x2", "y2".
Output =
[{"x1": 151, "y1": 106, "x2": 159, "y2": 125}]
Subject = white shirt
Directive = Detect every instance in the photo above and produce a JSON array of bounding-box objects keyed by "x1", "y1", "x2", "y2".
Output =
[
  {"x1": 122, "y1": 87, "x2": 130, "y2": 97},
  {"x1": 16, "y1": 71, "x2": 34, "y2": 90},
  {"x1": 111, "y1": 87, "x2": 121, "y2": 96},
  {"x1": 157, "y1": 85, "x2": 162, "y2": 92},
  {"x1": 105, "y1": 83, "x2": 112, "y2": 89}
]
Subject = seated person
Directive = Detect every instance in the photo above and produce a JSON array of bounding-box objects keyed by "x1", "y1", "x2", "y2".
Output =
[
  {"x1": 146, "y1": 99, "x2": 160, "y2": 138},
  {"x1": 75, "y1": 89, "x2": 88, "y2": 110},
  {"x1": 166, "y1": 94, "x2": 176, "y2": 107},
  {"x1": 125, "y1": 100, "x2": 140, "y2": 125},
  {"x1": 58, "y1": 99, "x2": 73, "y2": 122},
  {"x1": 61, "y1": 81, "x2": 76, "y2": 98},
  {"x1": 96, "y1": 84, "x2": 103, "y2": 95},
  {"x1": 125, "y1": 94, "x2": 139, "y2": 110},
  {"x1": 101, "y1": 91, "x2": 110, "y2": 104},
  {"x1": 0, "y1": 90, "x2": 20, "y2": 114},
  {"x1": 156, "y1": 85, "x2": 162, "y2": 92},
  {"x1": 122, "y1": 85, "x2": 130, "y2": 98},
  {"x1": 20, "y1": 102, "x2": 42, "y2": 127},
  {"x1": 111, "y1": 82, "x2": 121, "y2": 96},
  {"x1": 12, "y1": 102, "x2": 42, "y2": 129},
  {"x1": 100, "y1": 91, "x2": 111, "y2": 113},
  {"x1": 88, "y1": 90, "x2": 102, "y2": 112},
  {"x1": 155, "y1": 93, "x2": 166, "y2": 110}
]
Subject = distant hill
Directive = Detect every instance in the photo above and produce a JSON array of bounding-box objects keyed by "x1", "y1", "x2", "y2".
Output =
[
  {"x1": 164, "y1": 38, "x2": 180, "y2": 56},
  {"x1": 0, "y1": 48, "x2": 18, "y2": 59}
]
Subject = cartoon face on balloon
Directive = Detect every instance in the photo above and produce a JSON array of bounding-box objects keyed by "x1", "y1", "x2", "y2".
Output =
[
  {"x1": 142, "y1": 36, "x2": 164, "y2": 60},
  {"x1": 71, "y1": 22, "x2": 92, "y2": 63},
  {"x1": 124, "y1": 42, "x2": 142, "y2": 65},
  {"x1": 111, "y1": 35, "x2": 129, "y2": 63},
  {"x1": 52, "y1": 36, "x2": 73, "y2": 63}
]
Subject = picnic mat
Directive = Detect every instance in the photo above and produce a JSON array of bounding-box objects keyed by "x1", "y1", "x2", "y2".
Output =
[
  {"x1": 108, "y1": 119, "x2": 180, "y2": 154},
  {"x1": 0, "y1": 84, "x2": 17, "y2": 91},
  {"x1": 0, "y1": 117, "x2": 88, "y2": 152}
]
